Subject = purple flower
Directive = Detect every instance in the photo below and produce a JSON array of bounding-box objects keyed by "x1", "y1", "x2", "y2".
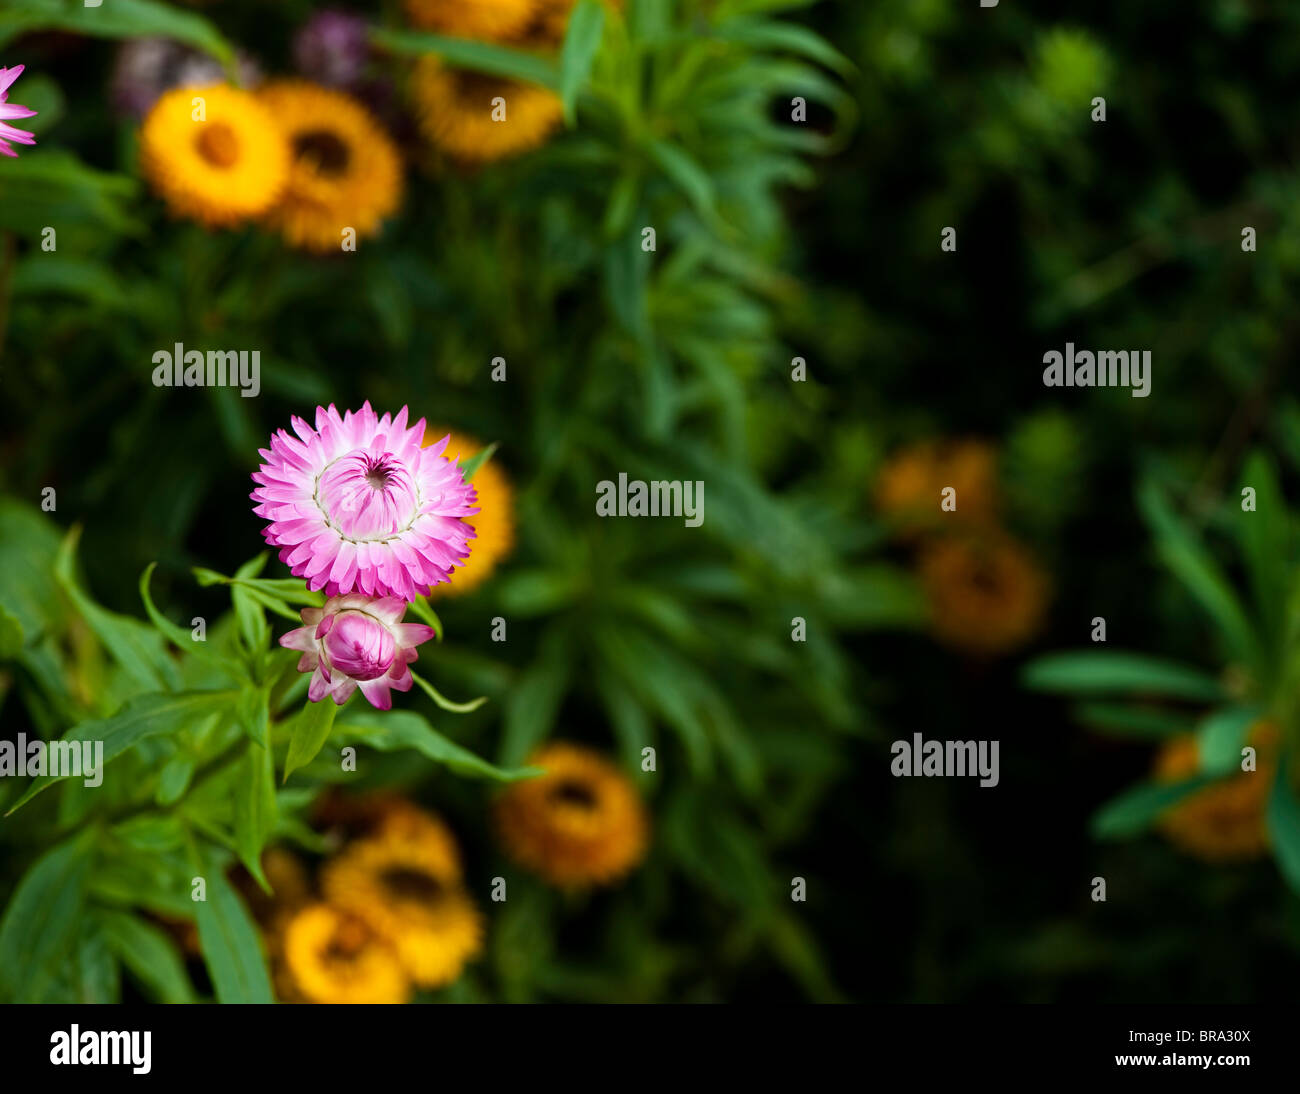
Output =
[
  {"x1": 0, "y1": 65, "x2": 36, "y2": 158},
  {"x1": 109, "y1": 38, "x2": 261, "y2": 120},
  {"x1": 280, "y1": 593, "x2": 436, "y2": 709},
  {"x1": 293, "y1": 11, "x2": 370, "y2": 90}
]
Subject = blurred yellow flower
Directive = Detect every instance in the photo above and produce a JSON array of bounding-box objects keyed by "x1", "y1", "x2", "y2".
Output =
[
  {"x1": 423, "y1": 429, "x2": 515, "y2": 597},
  {"x1": 875, "y1": 438, "x2": 999, "y2": 536},
  {"x1": 280, "y1": 903, "x2": 410, "y2": 1004},
  {"x1": 257, "y1": 80, "x2": 403, "y2": 252},
  {"x1": 1154, "y1": 722, "x2": 1278, "y2": 862},
  {"x1": 323, "y1": 835, "x2": 482, "y2": 989},
  {"x1": 412, "y1": 56, "x2": 562, "y2": 162},
  {"x1": 140, "y1": 84, "x2": 289, "y2": 226},
  {"x1": 495, "y1": 742, "x2": 648, "y2": 887},
  {"x1": 918, "y1": 532, "x2": 1048, "y2": 656},
  {"x1": 404, "y1": 0, "x2": 540, "y2": 41}
]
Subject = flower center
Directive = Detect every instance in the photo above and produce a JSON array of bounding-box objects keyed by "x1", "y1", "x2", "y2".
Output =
[
  {"x1": 316, "y1": 451, "x2": 419, "y2": 541},
  {"x1": 293, "y1": 129, "x2": 351, "y2": 177},
  {"x1": 380, "y1": 868, "x2": 444, "y2": 903},
  {"x1": 196, "y1": 122, "x2": 239, "y2": 168},
  {"x1": 549, "y1": 779, "x2": 598, "y2": 810}
]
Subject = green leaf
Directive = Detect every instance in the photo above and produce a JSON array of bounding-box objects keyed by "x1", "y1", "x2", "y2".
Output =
[
  {"x1": 283, "y1": 697, "x2": 338, "y2": 783},
  {"x1": 1137, "y1": 476, "x2": 1261, "y2": 669},
  {"x1": 1091, "y1": 776, "x2": 1217, "y2": 840},
  {"x1": 1197, "y1": 706, "x2": 1259, "y2": 774},
  {"x1": 459, "y1": 441, "x2": 499, "y2": 483},
  {"x1": 191, "y1": 856, "x2": 274, "y2": 1004},
  {"x1": 500, "y1": 632, "x2": 573, "y2": 765},
  {"x1": 1267, "y1": 762, "x2": 1300, "y2": 895},
  {"x1": 1022, "y1": 651, "x2": 1224, "y2": 701},
  {"x1": 75, "y1": 929, "x2": 121, "y2": 1004},
  {"x1": 0, "y1": 830, "x2": 95, "y2": 1003},
  {"x1": 1072, "y1": 702, "x2": 1194, "y2": 740},
  {"x1": 0, "y1": 0, "x2": 234, "y2": 64},
  {"x1": 1237, "y1": 450, "x2": 1290, "y2": 653},
  {"x1": 5, "y1": 689, "x2": 237, "y2": 814},
  {"x1": 236, "y1": 684, "x2": 271, "y2": 748},
  {"x1": 0, "y1": 498, "x2": 65, "y2": 641},
  {"x1": 193, "y1": 566, "x2": 325, "y2": 607},
  {"x1": 56, "y1": 527, "x2": 181, "y2": 693},
  {"x1": 0, "y1": 604, "x2": 24, "y2": 659},
  {"x1": 233, "y1": 742, "x2": 278, "y2": 892},
  {"x1": 370, "y1": 27, "x2": 559, "y2": 88},
  {"x1": 648, "y1": 139, "x2": 718, "y2": 221},
  {"x1": 560, "y1": 0, "x2": 606, "y2": 123},
  {"x1": 411, "y1": 670, "x2": 487, "y2": 713},
  {"x1": 98, "y1": 910, "x2": 196, "y2": 1004},
  {"x1": 337, "y1": 710, "x2": 537, "y2": 782},
  {"x1": 713, "y1": 16, "x2": 856, "y2": 77},
  {"x1": 139, "y1": 563, "x2": 243, "y2": 677}
]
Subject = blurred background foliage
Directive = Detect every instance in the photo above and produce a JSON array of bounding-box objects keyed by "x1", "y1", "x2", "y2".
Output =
[{"x1": 2, "y1": 0, "x2": 1300, "y2": 1002}]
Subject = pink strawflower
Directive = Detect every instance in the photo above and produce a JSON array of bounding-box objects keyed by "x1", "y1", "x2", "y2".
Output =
[
  {"x1": 252, "y1": 403, "x2": 478, "y2": 601},
  {"x1": 281, "y1": 593, "x2": 435, "y2": 709},
  {"x1": 0, "y1": 65, "x2": 37, "y2": 158}
]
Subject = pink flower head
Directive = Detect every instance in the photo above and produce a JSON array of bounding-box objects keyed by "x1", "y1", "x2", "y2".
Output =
[
  {"x1": 281, "y1": 593, "x2": 435, "y2": 709},
  {"x1": 251, "y1": 402, "x2": 478, "y2": 601},
  {"x1": 0, "y1": 65, "x2": 37, "y2": 158}
]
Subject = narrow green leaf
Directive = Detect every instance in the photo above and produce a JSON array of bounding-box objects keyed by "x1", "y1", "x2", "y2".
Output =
[
  {"x1": 139, "y1": 563, "x2": 242, "y2": 676},
  {"x1": 233, "y1": 741, "x2": 278, "y2": 892},
  {"x1": 560, "y1": 0, "x2": 606, "y2": 122},
  {"x1": 370, "y1": 27, "x2": 559, "y2": 88},
  {"x1": 56, "y1": 527, "x2": 181, "y2": 693},
  {"x1": 337, "y1": 710, "x2": 537, "y2": 782},
  {"x1": 1091, "y1": 776, "x2": 1216, "y2": 840},
  {"x1": 98, "y1": 910, "x2": 196, "y2": 1003},
  {"x1": 1197, "y1": 706, "x2": 1260, "y2": 774},
  {"x1": 0, "y1": 830, "x2": 95, "y2": 1003},
  {"x1": 0, "y1": 0, "x2": 234, "y2": 64},
  {"x1": 1022, "y1": 650, "x2": 1224, "y2": 701},
  {"x1": 191, "y1": 857, "x2": 274, "y2": 1004},
  {"x1": 1267, "y1": 761, "x2": 1300, "y2": 895},
  {"x1": 237, "y1": 684, "x2": 271, "y2": 748},
  {"x1": 283, "y1": 698, "x2": 338, "y2": 782},
  {"x1": 459, "y1": 441, "x2": 499, "y2": 483},
  {"x1": 5, "y1": 690, "x2": 237, "y2": 814},
  {"x1": 1072, "y1": 702, "x2": 1194, "y2": 740},
  {"x1": 0, "y1": 603, "x2": 24, "y2": 659},
  {"x1": 1137, "y1": 477, "x2": 1261, "y2": 669}
]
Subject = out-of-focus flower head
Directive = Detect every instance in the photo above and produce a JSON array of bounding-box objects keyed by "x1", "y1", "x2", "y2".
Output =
[
  {"x1": 110, "y1": 38, "x2": 261, "y2": 120},
  {"x1": 280, "y1": 593, "x2": 435, "y2": 710},
  {"x1": 251, "y1": 402, "x2": 478, "y2": 600},
  {"x1": 411, "y1": 56, "x2": 562, "y2": 162},
  {"x1": 1153, "y1": 721, "x2": 1278, "y2": 862},
  {"x1": 139, "y1": 83, "x2": 289, "y2": 226},
  {"x1": 0, "y1": 65, "x2": 37, "y2": 158},
  {"x1": 423, "y1": 429, "x2": 514, "y2": 598},
  {"x1": 256, "y1": 80, "x2": 403, "y2": 252},
  {"x1": 321, "y1": 829, "x2": 482, "y2": 989},
  {"x1": 495, "y1": 742, "x2": 649, "y2": 887},
  {"x1": 404, "y1": 0, "x2": 538, "y2": 41},
  {"x1": 279, "y1": 903, "x2": 410, "y2": 1004},
  {"x1": 292, "y1": 10, "x2": 371, "y2": 90}
]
